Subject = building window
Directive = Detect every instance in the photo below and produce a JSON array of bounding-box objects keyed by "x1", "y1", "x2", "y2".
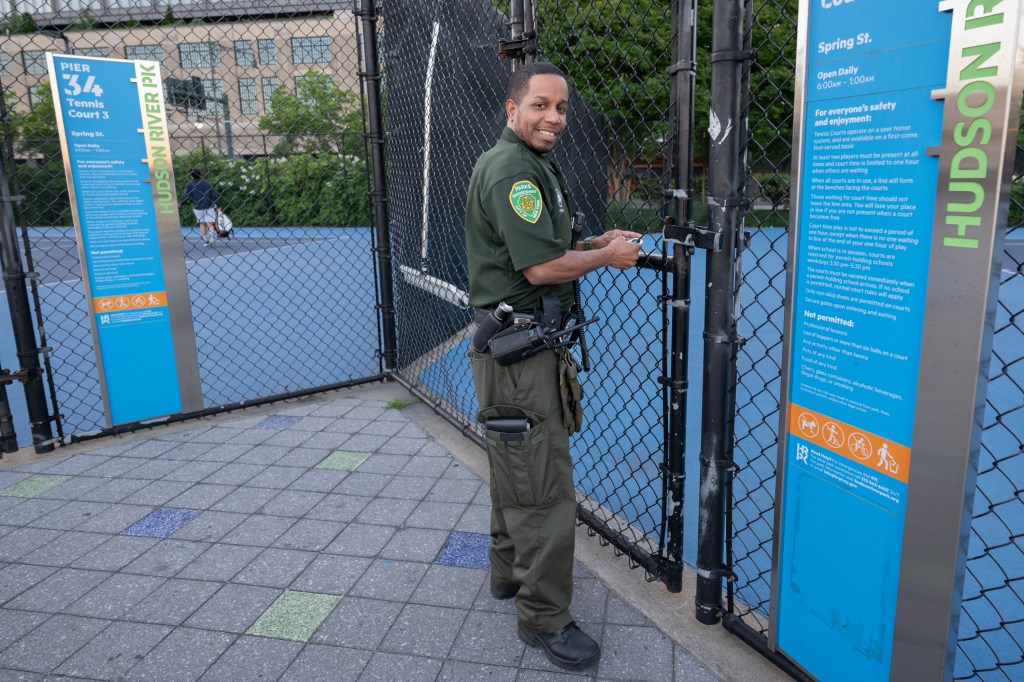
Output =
[
  {"x1": 261, "y1": 76, "x2": 281, "y2": 106},
  {"x1": 125, "y1": 44, "x2": 164, "y2": 66},
  {"x1": 179, "y1": 42, "x2": 220, "y2": 70},
  {"x1": 201, "y1": 78, "x2": 222, "y2": 105},
  {"x1": 257, "y1": 39, "x2": 276, "y2": 66},
  {"x1": 239, "y1": 78, "x2": 258, "y2": 115},
  {"x1": 22, "y1": 50, "x2": 47, "y2": 76},
  {"x1": 76, "y1": 47, "x2": 108, "y2": 58},
  {"x1": 234, "y1": 40, "x2": 255, "y2": 67},
  {"x1": 291, "y1": 36, "x2": 331, "y2": 65}
]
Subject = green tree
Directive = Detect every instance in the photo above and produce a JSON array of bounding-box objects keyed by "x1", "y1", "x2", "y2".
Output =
[
  {"x1": 258, "y1": 70, "x2": 363, "y2": 156},
  {"x1": 17, "y1": 84, "x2": 62, "y2": 163}
]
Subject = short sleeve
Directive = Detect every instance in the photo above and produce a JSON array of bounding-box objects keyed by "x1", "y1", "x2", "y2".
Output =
[{"x1": 487, "y1": 176, "x2": 567, "y2": 271}]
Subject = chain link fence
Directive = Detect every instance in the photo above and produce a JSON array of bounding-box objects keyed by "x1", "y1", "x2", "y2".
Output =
[
  {"x1": 1, "y1": 0, "x2": 383, "y2": 441},
  {"x1": 727, "y1": 1, "x2": 1024, "y2": 679},
  {"x1": 378, "y1": 0, "x2": 682, "y2": 583}
]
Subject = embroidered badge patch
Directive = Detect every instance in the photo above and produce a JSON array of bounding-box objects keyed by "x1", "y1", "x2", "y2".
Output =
[{"x1": 509, "y1": 180, "x2": 543, "y2": 223}]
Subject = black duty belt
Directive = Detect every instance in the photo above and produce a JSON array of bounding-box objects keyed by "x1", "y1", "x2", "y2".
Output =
[{"x1": 474, "y1": 309, "x2": 537, "y2": 324}]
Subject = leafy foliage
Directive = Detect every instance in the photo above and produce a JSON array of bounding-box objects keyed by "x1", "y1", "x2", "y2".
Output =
[{"x1": 258, "y1": 70, "x2": 363, "y2": 156}]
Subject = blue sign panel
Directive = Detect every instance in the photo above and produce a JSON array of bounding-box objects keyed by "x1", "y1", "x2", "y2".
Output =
[
  {"x1": 775, "y1": 2, "x2": 951, "y2": 680},
  {"x1": 49, "y1": 55, "x2": 201, "y2": 425}
]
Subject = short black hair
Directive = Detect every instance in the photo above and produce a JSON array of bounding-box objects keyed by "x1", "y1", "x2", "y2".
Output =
[
  {"x1": 189, "y1": 168, "x2": 201, "y2": 180},
  {"x1": 507, "y1": 62, "x2": 566, "y2": 104}
]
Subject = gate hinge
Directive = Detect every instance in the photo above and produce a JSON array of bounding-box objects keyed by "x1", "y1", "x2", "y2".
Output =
[
  {"x1": 658, "y1": 462, "x2": 685, "y2": 484},
  {"x1": 663, "y1": 220, "x2": 721, "y2": 252},
  {"x1": 655, "y1": 294, "x2": 689, "y2": 312},
  {"x1": 498, "y1": 33, "x2": 537, "y2": 61},
  {"x1": 667, "y1": 59, "x2": 696, "y2": 76},
  {"x1": 656, "y1": 376, "x2": 688, "y2": 391},
  {"x1": 699, "y1": 454, "x2": 740, "y2": 474},
  {"x1": 696, "y1": 565, "x2": 737, "y2": 583}
]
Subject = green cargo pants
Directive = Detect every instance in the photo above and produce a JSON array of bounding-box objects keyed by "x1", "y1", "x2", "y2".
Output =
[{"x1": 469, "y1": 346, "x2": 577, "y2": 634}]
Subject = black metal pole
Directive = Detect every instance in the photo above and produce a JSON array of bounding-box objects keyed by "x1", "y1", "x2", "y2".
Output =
[
  {"x1": 0, "y1": 120, "x2": 54, "y2": 454},
  {"x1": 0, "y1": 371, "x2": 16, "y2": 454},
  {"x1": 661, "y1": 0, "x2": 699, "y2": 595},
  {"x1": 357, "y1": 0, "x2": 399, "y2": 372},
  {"x1": 220, "y1": 95, "x2": 235, "y2": 160},
  {"x1": 695, "y1": 0, "x2": 745, "y2": 625}
]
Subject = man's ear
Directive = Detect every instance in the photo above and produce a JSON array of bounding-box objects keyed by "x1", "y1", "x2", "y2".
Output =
[{"x1": 505, "y1": 98, "x2": 516, "y2": 121}]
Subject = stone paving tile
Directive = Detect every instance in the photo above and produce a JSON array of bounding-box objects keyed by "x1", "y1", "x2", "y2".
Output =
[
  {"x1": 354, "y1": 497, "x2": 418, "y2": 526},
  {"x1": 348, "y1": 559, "x2": 428, "y2": 602},
  {"x1": 121, "y1": 508, "x2": 201, "y2": 538},
  {"x1": 259, "y1": 429, "x2": 313, "y2": 448},
  {"x1": 41, "y1": 455, "x2": 109, "y2": 476},
  {"x1": 325, "y1": 522, "x2": 395, "y2": 557},
  {"x1": 291, "y1": 416, "x2": 336, "y2": 432},
  {"x1": 358, "y1": 420, "x2": 407, "y2": 437},
  {"x1": 334, "y1": 472, "x2": 392, "y2": 497},
  {"x1": 0, "y1": 528, "x2": 64, "y2": 562},
  {"x1": 410, "y1": 564, "x2": 487, "y2": 609},
  {"x1": 606, "y1": 592, "x2": 650, "y2": 626},
  {"x1": 407, "y1": 497, "x2": 471, "y2": 528},
  {"x1": 297, "y1": 431, "x2": 350, "y2": 450},
  {"x1": 70, "y1": 535, "x2": 160, "y2": 572},
  {"x1": 176, "y1": 543, "x2": 263, "y2": 582},
  {"x1": 54, "y1": 621, "x2": 171, "y2": 680},
  {"x1": 448, "y1": 610, "x2": 525, "y2": 667},
  {"x1": 360, "y1": 651, "x2": 443, "y2": 681},
  {"x1": 276, "y1": 448, "x2": 333, "y2": 469},
  {"x1": 161, "y1": 462, "x2": 226, "y2": 483},
  {"x1": 310, "y1": 401, "x2": 359, "y2": 418},
  {"x1": 122, "y1": 440, "x2": 180, "y2": 458},
  {"x1": 170, "y1": 511, "x2": 248, "y2": 542},
  {"x1": 234, "y1": 547, "x2": 316, "y2": 588},
  {"x1": 435, "y1": 531, "x2": 489, "y2": 569},
  {"x1": 5, "y1": 567, "x2": 111, "y2": 613},
  {"x1": 193, "y1": 443, "x2": 251, "y2": 463},
  {"x1": 119, "y1": 480, "x2": 194, "y2": 507},
  {"x1": 0, "y1": 563, "x2": 58, "y2": 605},
  {"x1": 338, "y1": 434, "x2": 389, "y2": 453},
  {"x1": 234, "y1": 445, "x2": 292, "y2": 466},
  {"x1": 0, "y1": 614, "x2": 110, "y2": 673},
  {"x1": 397, "y1": 423, "x2": 428, "y2": 439},
  {"x1": 311, "y1": 596, "x2": 402, "y2": 650},
  {"x1": 184, "y1": 583, "x2": 281, "y2": 633},
  {"x1": 258, "y1": 490, "x2": 325, "y2": 518},
  {"x1": 442, "y1": 462, "x2": 479, "y2": 480},
  {"x1": 471, "y1": 484, "x2": 492, "y2": 506},
  {"x1": 244, "y1": 466, "x2": 305, "y2": 490},
  {"x1": 218, "y1": 515, "x2": 295, "y2": 547},
  {"x1": 378, "y1": 437, "x2": 428, "y2": 455},
  {"x1": 676, "y1": 645, "x2": 722, "y2": 681},
  {"x1": 416, "y1": 442, "x2": 453, "y2": 458},
  {"x1": 202, "y1": 463, "x2": 264, "y2": 486},
  {"x1": 125, "y1": 459, "x2": 186, "y2": 480},
  {"x1": 426, "y1": 478, "x2": 482, "y2": 504},
  {"x1": 82, "y1": 457, "x2": 144, "y2": 479},
  {"x1": 152, "y1": 425, "x2": 213, "y2": 442},
  {"x1": 380, "y1": 603, "x2": 467, "y2": 658},
  {"x1": 209, "y1": 487, "x2": 279, "y2": 514},
  {"x1": 122, "y1": 539, "x2": 210, "y2": 577},
  {"x1": 255, "y1": 416, "x2": 303, "y2": 430},
  {"x1": 74, "y1": 504, "x2": 154, "y2": 534},
  {"x1": 286, "y1": 468, "x2": 348, "y2": 493},
  {"x1": 124, "y1": 578, "x2": 222, "y2": 626},
  {"x1": 183, "y1": 428, "x2": 245, "y2": 445},
  {"x1": 123, "y1": 627, "x2": 235, "y2": 682},
  {"x1": 440, "y1": 661, "x2": 519, "y2": 681},
  {"x1": 320, "y1": 418, "x2": 371, "y2": 434},
  {"x1": 64, "y1": 572, "x2": 166, "y2": 619},
  {"x1": 305, "y1": 493, "x2": 372, "y2": 523},
  {"x1": 291, "y1": 554, "x2": 370, "y2": 596},
  {"x1": 271, "y1": 518, "x2": 346, "y2": 552},
  {"x1": 198, "y1": 635, "x2": 302, "y2": 681},
  {"x1": 597, "y1": 624, "x2": 674, "y2": 681},
  {"x1": 0, "y1": 475, "x2": 73, "y2": 499},
  {"x1": 517, "y1": 670, "x2": 591, "y2": 681},
  {"x1": 379, "y1": 474, "x2": 438, "y2": 501},
  {"x1": 246, "y1": 590, "x2": 341, "y2": 642},
  {"x1": 454, "y1": 504, "x2": 491, "y2": 534},
  {"x1": 283, "y1": 644, "x2": 372, "y2": 681},
  {"x1": 571, "y1": 578, "x2": 610, "y2": 627},
  {"x1": 400, "y1": 456, "x2": 452, "y2": 478},
  {"x1": 76, "y1": 477, "x2": 151, "y2": 503},
  {"x1": 0, "y1": 499, "x2": 67, "y2": 527},
  {"x1": 316, "y1": 450, "x2": 371, "y2": 472},
  {"x1": 381, "y1": 527, "x2": 450, "y2": 563},
  {"x1": 20, "y1": 531, "x2": 110, "y2": 567},
  {"x1": 226, "y1": 429, "x2": 279, "y2": 445},
  {"x1": 27, "y1": 501, "x2": 110, "y2": 531},
  {"x1": 166, "y1": 484, "x2": 236, "y2": 510},
  {"x1": 0, "y1": 609, "x2": 49, "y2": 651},
  {"x1": 346, "y1": 406, "x2": 388, "y2": 421},
  {"x1": 159, "y1": 443, "x2": 214, "y2": 461},
  {"x1": 470, "y1": 579, "x2": 518, "y2": 616},
  {"x1": 357, "y1": 453, "x2": 412, "y2": 475}
]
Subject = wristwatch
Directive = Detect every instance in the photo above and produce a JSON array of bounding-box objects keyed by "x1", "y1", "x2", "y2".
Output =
[{"x1": 581, "y1": 237, "x2": 594, "y2": 251}]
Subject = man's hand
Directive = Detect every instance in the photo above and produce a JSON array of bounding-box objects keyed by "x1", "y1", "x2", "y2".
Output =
[
  {"x1": 602, "y1": 237, "x2": 641, "y2": 270},
  {"x1": 587, "y1": 229, "x2": 642, "y2": 250}
]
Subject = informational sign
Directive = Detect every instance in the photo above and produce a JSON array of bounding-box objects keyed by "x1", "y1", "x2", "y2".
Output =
[
  {"x1": 49, "y1": 54, "x2": 202, "y2": 426},
  {"x1": 772, "y1": 1, "x2": 1022, "y2": 681}
]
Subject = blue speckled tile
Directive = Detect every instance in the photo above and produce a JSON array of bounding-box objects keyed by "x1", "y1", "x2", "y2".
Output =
[
  {"x1": 121, "y1": 508, "x2": 202, "y2": 538},
  {"x1": 255, "y1": 416, "x2": 303, "y2": 430},
  {"x1": 435, "y1": 531, "x2": 490, "y2": 568}
]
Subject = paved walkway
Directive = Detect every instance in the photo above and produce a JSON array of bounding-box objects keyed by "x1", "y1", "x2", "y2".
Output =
[{"x1": 0, "y1": 382, "x2": 779, "y2": 681}]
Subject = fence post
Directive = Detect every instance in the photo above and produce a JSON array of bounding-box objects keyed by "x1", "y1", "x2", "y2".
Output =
[
  {"x1": 695, "y1": 0, "x2": 746, "y2": 624},
  {"x1": 357, "y1": 0, "x2": 399, "y2": 372},
  {"x1": 0, "y1": 98, "x2": 54, "y2": 454}
]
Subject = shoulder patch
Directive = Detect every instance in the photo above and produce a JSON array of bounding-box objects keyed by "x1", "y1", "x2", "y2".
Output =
[{"x1": 509, "y1": 180, "x2": 543, "y2": 224}]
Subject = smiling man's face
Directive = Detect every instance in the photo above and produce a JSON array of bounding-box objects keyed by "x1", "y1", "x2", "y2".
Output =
[{"x1": 506, "y1": 73, "x2": 569, "y2": 154}]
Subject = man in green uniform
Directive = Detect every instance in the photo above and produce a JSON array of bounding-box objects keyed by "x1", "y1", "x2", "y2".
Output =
[{"x1": 465, "y1": 62, "x2": 641, "y2": 671}]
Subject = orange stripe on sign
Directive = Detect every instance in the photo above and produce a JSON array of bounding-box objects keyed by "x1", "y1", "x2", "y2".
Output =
[
  {"x1": 92, "y1": 291, "x2": 168, "y2": 313},
  {"x1": 788, "y1": 403, "x2": 911, "y2": 484}
]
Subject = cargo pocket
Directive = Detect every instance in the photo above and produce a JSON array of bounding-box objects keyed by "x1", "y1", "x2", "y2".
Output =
[{"x1": 477, "y1": 405, "x2": 563, "y2": 508}]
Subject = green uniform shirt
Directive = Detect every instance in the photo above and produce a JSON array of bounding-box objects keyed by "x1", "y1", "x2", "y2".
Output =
[{"x1": 465, "y1": 127, "x2": 575, "y2": 312}]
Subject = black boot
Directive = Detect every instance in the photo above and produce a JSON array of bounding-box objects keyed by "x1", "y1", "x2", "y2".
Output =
[
  {"x1": 518, "y1": 622, "x2": 600, "y2": 670},
  {"x1": 490, "y1": 582, "x2": 519, "y2": 600}
]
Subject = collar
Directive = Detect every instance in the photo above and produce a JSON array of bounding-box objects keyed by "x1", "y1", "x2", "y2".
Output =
[{"x1": 500, "y1": 126, "x2": 546, "y2": 156}]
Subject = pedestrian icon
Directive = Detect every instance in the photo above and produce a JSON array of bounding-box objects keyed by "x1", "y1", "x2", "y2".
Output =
[
  {"x1": 848, "y1": 432, "x2": 872, "y2": 461},
  {"x1": 877, "y1": 443, "x2": 898, "y2": 475}
]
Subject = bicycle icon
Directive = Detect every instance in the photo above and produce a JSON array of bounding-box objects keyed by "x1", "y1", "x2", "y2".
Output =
[{"x1": 848, "y1": 432, "x2": 872, "y2": 461}]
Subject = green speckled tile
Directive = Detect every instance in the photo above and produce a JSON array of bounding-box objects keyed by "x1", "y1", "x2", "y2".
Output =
[
  {"x1": 246, "y1": 590, "x2": 341, "y2": 642},
  {"x1": 316, "y1": 451, "x2": 371, "y2": 471},
  {"x1": 0, "y1": 474, "x2": 72, "y2": 498}
]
